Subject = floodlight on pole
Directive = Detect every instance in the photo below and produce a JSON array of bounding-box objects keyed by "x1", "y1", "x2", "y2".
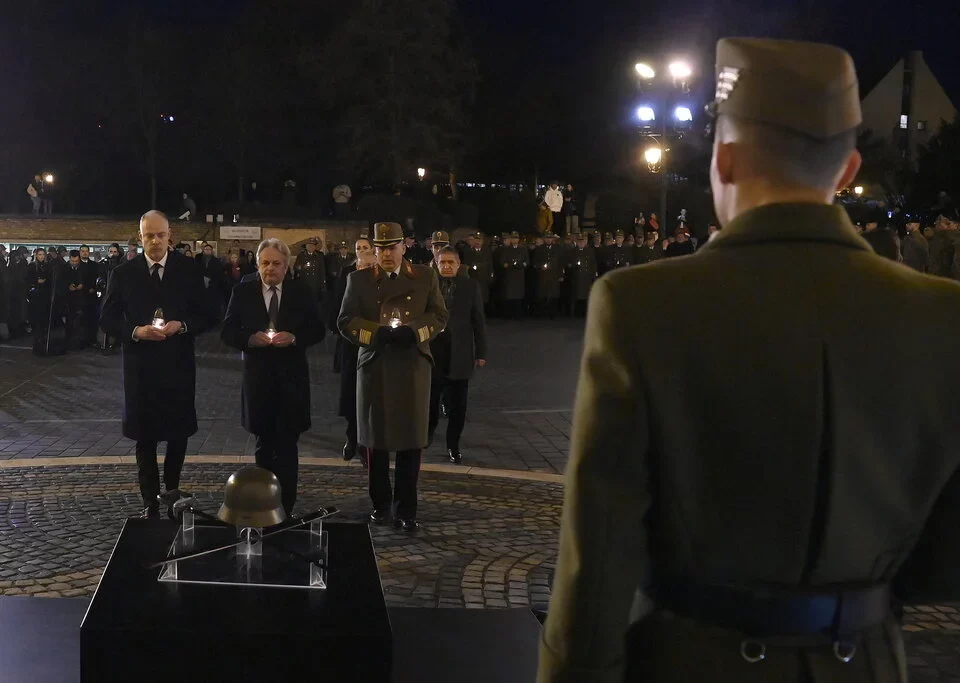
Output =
[
  {"x1": 644, "y1": 147, "x2": 663, "y2": 167},
  {"x1": 417, "y1": 167, "x2": 426, "y2": 180},
  {"x1": 674, "y1": 106, "x2": 693, "y2": 122},
  {"x1": 668, "y1": 61, "x2": 692, "y2": 81},
  {"x1": 637, "y1": 106, "x2": 656, "y2": 123},
  {"x1": 634, "y1": 63, "x2": 656, "y2": 80}
]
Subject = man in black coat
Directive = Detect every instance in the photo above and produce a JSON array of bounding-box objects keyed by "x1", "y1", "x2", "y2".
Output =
[
  {"x1": 195, "y1": 242, "x2": 225, "y2": 323},
  {"x1": 100, "y1": 211, "x2": 208, "y2": 518},
  {"x1": 222, "y1": 238, "x2": 325, "y2": 515},
  {"x1": 78, "y1": 245, "x2": 99, "y2": 345},
  {"x1": 329, "y1": 237, "x2": 377, "y2": 464},
  {"x1": 427, "y1": 247, "x2": 487, "y2": 464}
]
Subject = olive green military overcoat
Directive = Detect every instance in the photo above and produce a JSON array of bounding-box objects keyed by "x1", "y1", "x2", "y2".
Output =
[
  {"x1": 539, "y1": 203, "x2": 960, "y2": 683},
  {"x1": 338, "y1": 261, "x2": 448, "y2": 452}
]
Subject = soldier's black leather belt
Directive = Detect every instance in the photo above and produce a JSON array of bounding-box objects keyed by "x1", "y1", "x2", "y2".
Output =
[{"x1": 656, "y1": 579, "x2": 891, "y2": 638}]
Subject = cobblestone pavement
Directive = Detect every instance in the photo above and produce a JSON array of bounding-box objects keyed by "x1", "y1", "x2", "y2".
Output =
[
  {"x1": 0, "y1": 463, "x2": 560, "y2": 610},
  {"x1": 0, "y1": 320, "x2": 581, "y2": 473},
  {"x1": 0, "y1": 462, "x2": 958, "y2": 677}
]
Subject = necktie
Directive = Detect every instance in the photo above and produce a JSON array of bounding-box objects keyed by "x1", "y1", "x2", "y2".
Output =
[
  {"x1": 268, "y1": 286, "x2": 279, "y2": 325},
  {"x1": 151, "y1": 263, "x2": 162, "y2": 286},
  {"x1": 389, "y1": 272, "x2": 398, "y2": 280}
]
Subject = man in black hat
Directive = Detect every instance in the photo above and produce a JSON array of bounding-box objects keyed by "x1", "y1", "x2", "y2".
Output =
[{"x1": 338, "y1": 222, "x2": 448, "y2": 531}]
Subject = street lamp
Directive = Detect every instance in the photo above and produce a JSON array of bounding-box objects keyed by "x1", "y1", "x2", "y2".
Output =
[
  {"x1": 668, "y1": 61, "x2": 692, "y2": 81},
  {"x1": 637, "y1": 106, "x2": 656, "y2": 123},
  {"x1": 854, "y1": 185, "x2": 864, "y2": 196},
  {"x1": 644, "y1": 147, "x2": 663, "y2": 167},
  {"x1": 417, "y1": 167, "x2": 426, "y2": 181},
  {"x1": 674, "y1": 106, "x2": 693, "y2": 122},
  {"x1": 634, "y1": 62, "x2": 656, "y2": 80}
]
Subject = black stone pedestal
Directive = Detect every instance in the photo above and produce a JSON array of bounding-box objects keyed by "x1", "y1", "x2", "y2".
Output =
[{"x1": 80, "y1": 519, "x2": 391, "y2": 682}]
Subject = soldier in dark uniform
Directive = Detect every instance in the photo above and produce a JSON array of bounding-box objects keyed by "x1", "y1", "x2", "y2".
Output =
[
  {"x1": 636, "y1": 227, "x2": 663, "y2": 264},
  {"x1": 460, "y1": 233, "x2": 495, "y2": 308},
  {"x1": 293, "y1": 237, "x2": 327, "y2": 303},
  {"x1": 926, "y1": 210, "x2": 960, "y2": 281},
  {"x1": 532, "y1": 232, "x2": 562, "y2": 318},
  {"x1": 495, "y1": 231, "x2": 529, "y2": 319},
  {"x1": 541, "y1": 38, "x2": 960, "y2": 683},
  {"x1": 563, "y1": 233, "x2": 596, "y2": 317},
  {"x1": 325, "y1": 241, "x2": 352, "y2": 290},
  {"x1": 65, "y1": 250, "x2": 89, "y2": 349},
  {"x1": 338, "y1": 222, "x2": 448, "y2": 532}
]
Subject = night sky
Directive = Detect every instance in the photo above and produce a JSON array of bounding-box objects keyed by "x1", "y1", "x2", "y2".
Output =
[{"x1": 2, "y1": 0, "x2": 958, "y2": 212}]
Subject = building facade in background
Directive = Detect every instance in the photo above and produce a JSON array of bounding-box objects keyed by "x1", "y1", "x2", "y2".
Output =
[{"x1": 860, "y1": 51, "x2": 958, "y2": 165}]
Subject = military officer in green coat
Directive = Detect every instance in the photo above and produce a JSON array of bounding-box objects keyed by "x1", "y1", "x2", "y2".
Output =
[
  {"x1": 532, "y1": 232, "x2": 562, "y2": 318},
  {"x1": 495, "y1": 230, "x2": 529, "y2": 318},
  {"x1": 338, "y1": 222, "x2": 448, "y2": 532},
  {"x1": 293, "y1": 237, "x2": 327, "y2": 302},
  {"x1": 562, "y1": 233, "x2": 596, "y2": 317},
  {"x1": 540, "y1": 37, "x2": 960, "y2": 683},
  {"x1": 460, "y1": 233, "x2": 495, "y2": 307},
  {"x1": 601, "y1": 230, "x2": 634, "y2": 274}
]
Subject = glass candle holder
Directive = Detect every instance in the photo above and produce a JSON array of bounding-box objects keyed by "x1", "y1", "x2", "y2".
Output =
[{"x1": 152, "y1": 308, "x2": 165, "y2": 329}]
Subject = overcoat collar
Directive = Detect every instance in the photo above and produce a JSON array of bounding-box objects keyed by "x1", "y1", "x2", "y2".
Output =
[{"x1": 701, "y1": 203, "x2": 871, "y2": 253}]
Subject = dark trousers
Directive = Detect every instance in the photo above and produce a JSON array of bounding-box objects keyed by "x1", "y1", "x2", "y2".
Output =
[
  {"x1": 368, "y1": 449, "x2": 421, "y2": 520},
  {"x1": 345, "y1": 415, "x2": 357, "y2": 446},
  {"x1": 135, "y1": 438, "x2": 187, "y2": 506},
  {"x1": 428, "y1": 377, "x2": 469, "y2": 450},
  {"x1": 255, "y1": 433, "x2": 300, "y2": 515}
]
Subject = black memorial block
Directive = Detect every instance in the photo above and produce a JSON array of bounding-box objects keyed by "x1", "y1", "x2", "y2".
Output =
[{"x1": 80, "y1": 519, "x2": 392, "y2": 682}]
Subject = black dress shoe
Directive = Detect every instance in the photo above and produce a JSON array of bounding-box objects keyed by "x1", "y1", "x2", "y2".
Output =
[
  {"x1": 369, "y1": 509, "x2": 389, "y2": 525},
  {"x1": 141, "y1": 505, "x2": 160, "y2": 519},
  {"x1": 342, "y1": 441, "x2": 357, "y2": 462},
  {"x1": 397, "y1": 518, "x2": 420, "y2": 532},
  {"x1": 447, "y1": 449, "x2": 463, "y2": 465}
]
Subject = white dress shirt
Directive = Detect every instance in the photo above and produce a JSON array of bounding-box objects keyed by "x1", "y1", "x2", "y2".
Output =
[
  {"x1": 262, "y1": 280, "x2": 282, "y2": 312},
  {"x1": 144, "y1": 251, "x2": 169, "y2": 280}
]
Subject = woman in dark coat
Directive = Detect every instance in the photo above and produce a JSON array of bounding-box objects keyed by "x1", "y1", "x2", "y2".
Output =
[{"x1": 329, "y1": 237, "x2": 376, "y2": 462}]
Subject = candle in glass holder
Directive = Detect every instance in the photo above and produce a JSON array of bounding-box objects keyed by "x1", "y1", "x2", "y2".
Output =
[
  {"x1": 265, "y1": 323, "x2": 277, "y2": 341},
  {"x1": 151, "y1": 308, "x2": 165, "y2": 329},
  {"x1": 389, "y1": 308, "x2": 402, "y2": 328}
]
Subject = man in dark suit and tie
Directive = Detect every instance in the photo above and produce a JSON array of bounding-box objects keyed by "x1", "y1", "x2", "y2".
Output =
[
  {"x1": 427, "y1": 246, "x2": 487, "y2": 464},
  {"x1": 100, "y1": 211, "x2": 208, "y2": 518},
  {"x1": 222, "y1": 238, "x2": 325, "y2": 515}
]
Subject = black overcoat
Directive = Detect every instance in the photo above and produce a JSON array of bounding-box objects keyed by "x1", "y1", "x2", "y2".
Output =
[
  {"x1": 221, "y1": 277, "x2": 325, "y2": 436},
  {"x1": 99, "y1": 251, "x2": 207, "y2": 441}
]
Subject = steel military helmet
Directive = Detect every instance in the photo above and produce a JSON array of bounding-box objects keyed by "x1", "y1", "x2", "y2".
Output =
[{"x1": 217, "y1": 466, "x2": 286, "y2": 527}]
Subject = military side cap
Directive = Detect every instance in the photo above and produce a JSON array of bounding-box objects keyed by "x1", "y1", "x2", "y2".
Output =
[
  {"x1": 510, "y1": 231, "x2": 520, "y2": 239},
  {"x1": 431, "y1": 230, "x2": 450, "y2": 245},
  {"x1": 712, "y1": 38, "x2": 861, "y2": 139},
  {"x1": 308, "y1": 236, "x2": 320, "y2": 244},
  {"x1": 372, "y1": 222, "x2": 404, "y2": 246},
  {"x1": 616, "y1": 229, "x2": 625, "y2": 237},
  {"x1": 543, "y1": 231, "x2": 557, "y2": 238},
  {"x1": 604, "y1": 232, "x2": 613, "y2": 240}
]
